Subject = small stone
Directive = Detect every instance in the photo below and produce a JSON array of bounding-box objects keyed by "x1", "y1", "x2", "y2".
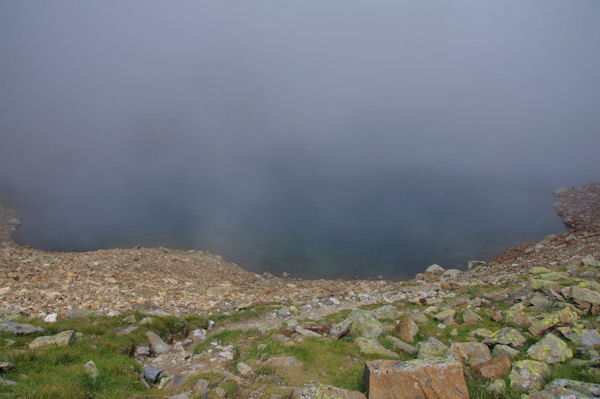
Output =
[
  {"x1": 215, "y1": 387, "x2": 226, "y2": 398},
  {"x1": 123, "y1": 315, "x2": 136, "y2": 323},
  {"x1": 262, "y1": 355, "x2": 300, "y2": 367},
  {"x1": 473, "y1": 355, "x2": 511, "y2": 379},
  {"x1": 396, "y1": 317, "x2": 418, "y2": 343},
  {"x1": 492, "y1": 344, "x2": 520, "y2": 359},
  {"x1": 356, "y1": 337, "x2": 399, "y2": 358},
  {"x1": 0, "y1": 362, "x2": 16, "y2": 373},
  {"x1": 144, "y1": 365, "x2": 163, "y2": 383},
  {"x1": 44, "y1": 313, "x2": 58, "y2": 323},
  {"x1": 135, "y1": 346, "x2": 150, "y2": 356},
  {"x1": 0, "y1": 376, "x2": 17, "y2": 386},
  {"x1": 84, "y1": 361, "x2": 98, "y2": 379},
  {"x1": 462, "y1": 310, "x2": 482, "y2": 325},
  {"x1": 146, "y1": 331, "x2": 170, "y2": 355},
  {"x1": 425, "y1": 264, "x2": 445, "y2": 275},
  {"x1": 192, "y1": 329, "x2": 206, "y2": 341},
  {"x1": 0, "y1": 322, "x2": 43, "y2": 335},
  {"x1": 29, "y1": 330, "x2": 76, "y2": 350},
  {"x1": 487, "y1": 379, "x2": 505, "y2": 393},
  {"x1": 236, "y1": 362, "x2": 253, "y2": 376}
]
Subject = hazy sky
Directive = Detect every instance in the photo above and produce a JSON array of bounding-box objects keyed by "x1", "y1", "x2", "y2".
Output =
[{"x1": 0, "y1": 1, "x2": 598, "y2": 276}]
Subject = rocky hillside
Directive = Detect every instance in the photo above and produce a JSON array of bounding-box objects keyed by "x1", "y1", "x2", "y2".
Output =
[{"x1": 1, "y1": 182, "x2": 600, "y2": 398}]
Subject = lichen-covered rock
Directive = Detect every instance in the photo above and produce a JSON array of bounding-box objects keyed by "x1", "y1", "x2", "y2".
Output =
[
  {"x1": 330, "y1": 309, "x2": 384, "y2": 339},
  {"x1": 562, "y1": 286, "x2": 600, "y2": 308},
  {"x1": 417, "y1": 337, "x2": 448, "y2": 359},
  {"x1": 484, "y1": 327, "x2": 526, "y2": 349},
  {"x1": 527, "y1": 333, "x2": 573, "y2": 363},
  {"x1": 473, "y1": 355, "x2": 511, "y2": 379},
  {"x1": 297, "y1": 382, "x2": 367, "y2": 399},
  {"x1": 355, "y1": 337, "x2": 399, "y2": 358},
  {"x1": 425, "y1": 264, "x2": 445, "y2": 275},
  {"x1": 492, "y1": 344, "x2": 520, "y2": 359},
  {"x1": 462, "y1": 309, "x2": 482, "y2": 325},
  {"x1": 509, "y1": 360, "x2": 550, "y2": 391},
  {"x1": 527, "y1": 387, "x2": 591, "y2": 398},
  {"x1": 448, "y1": 342, "x2": 491, "y2": 367},
  {"x1": 531, "y1": 267, "x2": 551, "y2": 274},
  {"x1": 145, "y1": 331, "x2": 170, "y2": 355},
  {"x1": 472, "y1": 328, "x2": 493, "y2": 339},
  {"x1": 487, "y1": 379, "x2": 506, "y2": 393},
  {"x1": 504, "y1": 310, "x2": 533, "y2": 327},
  {"x1": 529, "y1": 307, "x2": 578, "y2": 336},
  {"x1": 396, "y1": 316, "x2": 418, "y2": 343},
  {"x1": 545, "y1": 379, "x2": 600, "y2": 397},
  {"x1": 364, "y1": 358, "x2": 468, "y2": 399},
  {"x1": 28, "y1": 330, "x2": 76, "y2": 350},
  {"x1": 557, "y1": 327, "x2": 600, "y2": 348},
  {"x1": 529, "y1": 279, "x2": 559, "y2": 292},
  {"x1": 0, "y1": 322, "x2": 43, "y2": 335},
  {"x1": 387, "y1": 336, "x2": 417, "y2": 354},
  {"x1": 433, "y1": 309, "x2": 456, "y2": 325},
  {"x1": 370, "y1": 305, "x2": 399, "y2": 320}
]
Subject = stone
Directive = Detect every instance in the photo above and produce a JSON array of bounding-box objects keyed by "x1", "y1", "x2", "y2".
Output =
[
  {"x1": 0, "y1": 376, "x2": 17, "y2": 386},
  {"x1": 443, "y1": 269, "x2": 462, "y2": 278},
  {"x1": 192, "y1": 329, "x2": 206, "y2": 341},
  {"x1": 448, "y1": 342, "x2": 491, "y2": 367},
  {"x1": 558, "y1": 327, "x2": 600, "y2": 347},
  {"x1": 295, "y1": 325, "x2": 320, "y2": 338},
  {"x1": 487, "y1": 379, "x2": 506, "y2": 393},
  {"x1": 29, "y1": 330, "x2": 76, "y2": 350},
  {"x1": 143, "y1": 365, "x2": 163, "y2": 382},
  {"x1": 473, "y1": 355, "x2": 511, "y2": 379},
  {"x1": 139, "y1": 317, "x2": 154, "y2": 325},
  {"x1": 417, "y1": 337, "x2": 448, "y2": 359},
  {"x1": 396, "y1": 316, "x2": 418, "y2": 343},
  {"x1": 44, "y1": 313, "x2": 58, "y2": 323},
  {"x1": 545, "y1": 379, "x2": 600, "y2": 397},
  {"x1": 356, "y1": 337, "x2": 399, "y2": 358},
  {"x1": 503, "y1": 310, "x2": 532, "y2": 327},
  {"x1": 425, "y1": 264, "x2": 445, "y2": 275},
  {"x1": 324, "y1": 297, "x2": 340, "y2": 306},
  {"x1": 492, "y1": 344, "x2": 520, "y2": 359},
  {"x1": 236, "y1": 362, "x2": 253, "y2": 376},
  {"x1": 471, "y1": 328, "x2": 493, "y2": 339},
  {"x1": 0, "y1": 322, "x2": 43, "y2": 335},
  {"x1": 387, "y1": 336, "x2": 417, "y2": 354},
  {"x1": 582, "y1": 255, "x2": 597, "y2": 267},
  {"x1": 509, "y1": 360, "x2": 550, "y2": 391},
  {"x1": 146, "y1": 331, "x2": 170, "y2": 355},
  {"x1": 529, "y1": 307, "x2": 578, "y2": 336},
  {"x1": 409, "y1": 311, "x2": 430, "y2": 324},
  {"x1": 364, "y1": 358, "x2": 468, "y2": 399},
  {"x1": 563, "y1": 286, "x2": 600, "y2": 308},
  {"x1": 0, "y1": 362, "x2": 16, "y2": 373},
  {"x1": 297, "y1": 382, "x2": 366, "y2": 399},
  {"x1": 531, "y1": 267, "x2": 551, "y2": 274},
  {"x1": 528, "y1": 387, "x2": 590, "y2": 399},
  {"x1": 484, "y1": 327, "x2": 526, "y2": 349},
  {"x1": 530, "y1": 292, "x2": 552, "y2": 308},
  {"x1": 433, "y1": 309, "x2": 456, "y2": 325},
  {"x1": 215, "y1": 387, "x2": 226, "y2": 398},
  {"x1": 468, "y1": 260, "x2": 487, "y2": 270},
  {"x1": 529, "y1": 279, "x2": 559, "y2": 292},
  {"x1": 84, "y1": 360, "x2": 98, "y2": 379},
  {"x1": 193, "y1": 378, "x2": 209, "y2": 395},
  {"x1": 123, "y1": 315, "x2": 136, "y2": 323},
  {"x1": 330, "y1": 309, "x2": 384, "y2": 339},
  {"x1": 169, "y1": 393, "x2": 190, "y2": 399},
  {"x1": 206, "y1": 286, "x2": 229, "y2": 298},
  {"x1": 527, "y1": 333, "x2": 573, "y2": 363},
  {"x1": 262, "y1": 355, "x2": 300, "y2": 367},
  {"x1": 135, "y1": 346, "x2": 150, "y2": 356},
  {"x1": 370, "y1": 305, "x2": 399, "y2": 320},
  {"x1": 462, "y1": 309, "x2": 482, "y2": 325}
]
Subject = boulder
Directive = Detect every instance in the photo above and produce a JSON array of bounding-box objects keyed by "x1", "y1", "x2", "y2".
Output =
[
  {"x1": 545, "y1": 379, "x2": 600, "y2": 397},
  {"x1": 297, "y1": 382, "x2": 366, "y2": 399},
  {"x1": 355, "y1": 337, "x2": 399, "y2": 358},
  {"x1": 529, "y1": 279, "x2": 559, "y2": 292},
  {"x1": 396, "y1": 317, "x2": 418, "y2": 343},
  {"x1": 371, "y1": 305, "x2": 399, "y2": 320},
  {"x1": 557, "y1": 327, "x2": 600, "y2": 347},
  {"x1": 235, "y1": 362, "x2": 253, "y2": 376},
  {"x1": 529, "y1": 307, "x2": 578, "y2": 336},
  {"x1": 484, "y1": 327, "x2": 526, "y2": 349},
  {"x1": 527, "y1": 333, "x2": 573, "y2": 364},
  {"x1": 143, "y1": 365, "x2": 163, "y2": 382},
  {"x1": 448, "y1": 342, "x2": 491, "y2": 367},
  {"x1": 462, "y1": 310, "x2": 482, "y2": 325},
  {"x1": 473, "y1": 355, "x2": 511, "y2": 379},
  {"x1": 468, "y1": 260, "x2": 487, "y2": 270},
  {"x1": 0, "y1": 322, "x2": 43, "y2": 335},
  {"x1": 492, "y1": 344, "x2": 520, "y2": 359},
  {"x1": 487, "y1": 379, "x2": 506, "y2": 393},
  {"x1": 330, "y1": 309, "x2": 384, "y2": 339},
  {"x1": 145, "y1": 332, "x2": 170, "y2": 355},
  {"x1": 503, "y1": 310, "x2": 532, "y2": 327},
  {"x1": 425, "y1": 264, "x2": 445, "y2": 275},
  {"x1": 527, "y1": 387, "x2": 590, "y2": 399},
  {"x1": 262, "y1": 355, "x2": 300, "y2": 367},
  {"x1": 417, "y1": 337, "x2": 448, "y2": 359},
  {"x1": 387, "y1": 336, "x2": 417, "y2": 354},
  {"x1": 29, "y1": 330, "x2": 76, "y2": 350},
  {"x1": 509, "y1": 360, "x2": 550, "y2": 391},
  {"x1": 562, "y1": 286, "x2": 600, "y2": 308},
  {"x1": 433, "y1": 309, "x2": 456, "y2": 325},
  {"x1": 364, "y1": 358, "x2": 469, "y2": 399}
]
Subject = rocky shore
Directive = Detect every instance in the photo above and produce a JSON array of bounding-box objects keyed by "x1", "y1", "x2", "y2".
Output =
[{"x1": 1, "y1": 182, "x2": 599, "y2": 398}]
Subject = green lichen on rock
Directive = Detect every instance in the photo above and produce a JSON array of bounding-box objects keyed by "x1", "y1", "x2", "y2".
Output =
[
  {"x1": 331, "y1": 309, "x2": 384, "y2": 339},
  {"x1": 526, "y1": 333, "x2": 573, "y2": 363},
  {"x1": 484, "y1": 327, "x2": 526, "y2": 349},
  {"x1": 417, "y1": 337, "x2": 448, "y2": 359},
  {"x1": 509, "y1": 360, "x2": 550, "y2": 391},
  {"x1": 528, "y1": 279, "x2": 559, "y2": 292},
  {"x1": 528, "y1": 307, "x2": 578, "y2": 336},
  {"x1": 355, "y1": 337, "x2": 399, "y2": 358}
]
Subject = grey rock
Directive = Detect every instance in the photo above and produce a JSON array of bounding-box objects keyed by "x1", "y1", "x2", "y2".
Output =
[
  {"x1": 546, "y1": 379, "x2": 600, "y2": 397},
  {"x1": 143, "y1": 365, "x2": 163, "y2": 382},
  {"x1": 236, "y1": 362, "x2": 253, "y2": 376},
  {"x1": 84, "y1": 360, "x2": 98, "y2": 379},
  {"x1": 492, "y1": 344, "x2": 520, "y2": 359},
  {"x1": 0, "y1": 376, "x2": 17, "y2": 386},
  {"x1": 146, "y1": 331, "x2": 170, "y2": 355},
  {"x1": 135, "y1": 346, "x2": 150, "y2": 356},
  {"x1": 0, "y1": 321, "x2": 43, "y2": 335},
  {"x1": 417, "y1": 337, "x2": 448, "y2": 359}
]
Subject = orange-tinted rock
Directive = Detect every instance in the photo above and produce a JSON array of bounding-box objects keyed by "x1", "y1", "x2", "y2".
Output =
[
  {"x1": 396, "y1": 316, "x2": 418, "y2": 343},
  {"x1": 473, "y1": 355, "x2": 511, "y2": 380},
  {"x1": 364, "y1": 359, "x2": 469, "y2": 399}
]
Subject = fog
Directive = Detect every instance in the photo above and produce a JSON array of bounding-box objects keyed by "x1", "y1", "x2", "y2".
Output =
[{"x1": 1, "y1": 1, "x2": 599, "y2": 278}]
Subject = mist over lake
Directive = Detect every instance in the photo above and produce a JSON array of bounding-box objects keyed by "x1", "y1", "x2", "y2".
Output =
[{"x1": 1, "y1": 1, "x2": 598, "y2": 279}]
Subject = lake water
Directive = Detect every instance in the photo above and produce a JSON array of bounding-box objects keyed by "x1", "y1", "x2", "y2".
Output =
[{"x1": 8, "y1": 171, "x2": 566, "y2": 280}]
